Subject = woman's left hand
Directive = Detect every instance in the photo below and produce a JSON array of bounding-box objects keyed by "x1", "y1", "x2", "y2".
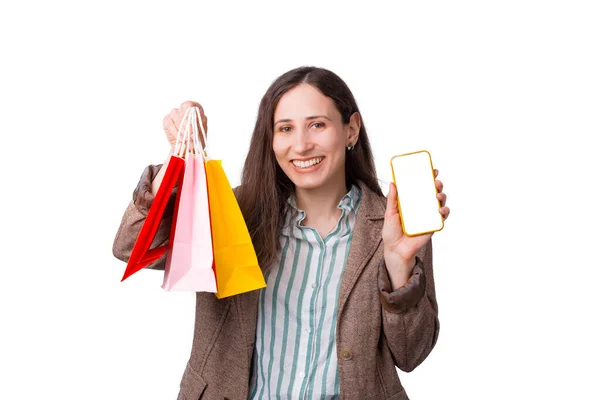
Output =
[{"x1": 382, "y1": 169, "x2": 450, "y2": 282}]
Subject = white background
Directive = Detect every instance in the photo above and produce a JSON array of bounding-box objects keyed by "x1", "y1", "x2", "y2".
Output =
[{"x1": 1, "y1": 0, "x2": 598, "y2": 399}]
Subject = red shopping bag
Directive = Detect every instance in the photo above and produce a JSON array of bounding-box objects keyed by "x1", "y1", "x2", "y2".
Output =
[
  {"x1": 121, "y1": 107, "x2": 200, "y2": 282},
  {"x1": 121, "y1": 155, "x2": 185, "y2": 282}
]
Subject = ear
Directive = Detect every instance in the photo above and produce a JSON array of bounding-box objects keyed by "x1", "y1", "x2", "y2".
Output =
[{"x1": 347, "y1": 112, "x2": 361, "y2": 143}]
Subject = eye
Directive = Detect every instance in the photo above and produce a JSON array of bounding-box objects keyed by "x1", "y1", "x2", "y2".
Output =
[
  {"x1": 278, "y1": 126, "x2": 292, "y2": 133},
  {"x1": 311, "y1": 122, "x2": 325, "y2": 129}
]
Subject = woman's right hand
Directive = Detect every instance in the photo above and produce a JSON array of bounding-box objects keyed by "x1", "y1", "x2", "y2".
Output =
[{"x1": 162, "y1": 101, "x2": 208, "y2": 150}]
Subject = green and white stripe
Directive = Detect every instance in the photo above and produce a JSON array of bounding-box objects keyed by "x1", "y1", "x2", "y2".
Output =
[{"x1": 249, "y1": 185, "x2": 362, "y2": 399}]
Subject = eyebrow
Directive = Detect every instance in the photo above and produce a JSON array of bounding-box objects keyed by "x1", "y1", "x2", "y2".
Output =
[{"x1": 274, "y1": 115, "x2": 332, "y2": 125}]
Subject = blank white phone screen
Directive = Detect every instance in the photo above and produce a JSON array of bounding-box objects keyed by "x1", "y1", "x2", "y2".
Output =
[{"x1": 391, "y1": 151, "x2": 443, "y2": 236}]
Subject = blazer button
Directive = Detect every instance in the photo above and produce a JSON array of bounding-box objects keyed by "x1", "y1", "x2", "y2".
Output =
[{"x1": 340, "y1": 349, "x2": 353, "y2": 361}]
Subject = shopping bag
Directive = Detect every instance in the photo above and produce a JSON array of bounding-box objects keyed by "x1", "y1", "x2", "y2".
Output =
[
  {"x1": 122, "y1": 106, "x2": 266, "y2": 298},
  {"x1": 121, "y1": 155, "x2": 184, "y2": 282},
  {"x1": 162, "y1": 108, "x2": 217, "y2": 292},
  {"x1": 205, "y1": 159, "x2": 267, "y2": 299},
  {"x1": 121, "y1": 106, "x2": 191, "y2": 282}
]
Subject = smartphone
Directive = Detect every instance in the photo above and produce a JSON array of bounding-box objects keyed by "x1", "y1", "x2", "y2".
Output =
[{"x1": 390, "y1": 150, "x2": 444, "y2": 236}]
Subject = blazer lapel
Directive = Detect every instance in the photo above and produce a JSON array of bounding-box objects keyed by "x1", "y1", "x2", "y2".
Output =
[{"x1": 338, "y1": 181, "x2": 386, "y2": 315}]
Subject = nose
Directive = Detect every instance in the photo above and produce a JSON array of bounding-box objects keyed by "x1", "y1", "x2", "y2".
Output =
[{"x1": 292, "y1": 128, "x2": 313, "y2": 154}]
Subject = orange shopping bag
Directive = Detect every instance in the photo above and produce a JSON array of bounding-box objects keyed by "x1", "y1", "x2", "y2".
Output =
[{"x1": 206, "y1": 160, "x2": 266, "y2": 298}]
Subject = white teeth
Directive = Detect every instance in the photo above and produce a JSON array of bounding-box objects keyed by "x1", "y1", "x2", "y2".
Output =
[{"x1": 292, "y1": 157, "x2": 323, "y2": 168}]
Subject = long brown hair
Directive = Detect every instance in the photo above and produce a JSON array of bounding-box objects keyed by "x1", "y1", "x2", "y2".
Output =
[{"x1": 237, "y1": 66, "x2": 382, "y2": 269}]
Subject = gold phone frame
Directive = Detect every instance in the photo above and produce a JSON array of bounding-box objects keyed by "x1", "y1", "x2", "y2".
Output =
[{"x1": 390, "y1": 150, "x2": 444, "y2": 237}]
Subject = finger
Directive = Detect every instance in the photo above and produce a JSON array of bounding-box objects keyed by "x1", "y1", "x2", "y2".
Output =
[
  {"x1": 164, "y1": 117, "x2": 177, "y2": 135},
  {"x1": 180, "y1": 101, "x2": 207, "y2": 137},
  {"x1": 180, "y1": 101, "x2": 203, "y2": 128},
  {"x1": 385, "y1": 182, "x2": 399, "y2": 218},
  {"x1": 196, "y1": 111, "x2": 209, "y2": 147},
  {"x1": 162, "y1": 114, "x2": 171, "y2": 132},
  {"x1": 180, "y1": 100, "x2": 203, "y2": 114},
  {"x1": 434, "y1": 169, "x2": 439, "y2": 178},
  {"x1": 436, "y1": 192, "x2": 447, "y2": 207},
  {"x1": 439, "y1": 206, "x2": 450, "y2": 220},
  {"x1": 169, "y1": 108, "x2": 183, "y2": 131},
  {"x1": 200, "y1": 112, "x2": 208, "y2": 134},
  {"x1": 198, "y1": 120, "x2": 208, "y2": 148},
  {"x1": 192, "y1": 105, "x2": 207, "y2": 129},
  {"x1": 435, "y1": 179, "x2": 444, "y2": 192},
  {"x1": 163, "y1": 115, "x2": 177, "y2": 141}
]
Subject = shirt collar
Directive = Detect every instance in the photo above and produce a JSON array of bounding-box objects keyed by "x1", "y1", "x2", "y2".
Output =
[{"x1": 286, "y1": 184, "x2": 362, "y2": 225}]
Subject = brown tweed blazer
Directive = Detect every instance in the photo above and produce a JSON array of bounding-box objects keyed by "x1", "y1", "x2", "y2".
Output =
[{"x1": 113, "y1": 165, "x2": 440, "y2": 400}]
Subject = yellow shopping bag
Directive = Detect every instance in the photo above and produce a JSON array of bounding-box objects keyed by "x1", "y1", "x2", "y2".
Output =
[{"x1": 205, "y1": 159, "x2": 267, "y2": 298}]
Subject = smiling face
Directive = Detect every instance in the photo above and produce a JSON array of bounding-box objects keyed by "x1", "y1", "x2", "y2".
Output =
[{"x1": 272, "y1": 83, "x2": 358, "y2": 191}]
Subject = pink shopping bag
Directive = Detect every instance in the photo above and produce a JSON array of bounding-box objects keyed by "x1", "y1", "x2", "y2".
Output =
[{"x1": 162, "y1": 107, "x2": 217, "y2": 292}]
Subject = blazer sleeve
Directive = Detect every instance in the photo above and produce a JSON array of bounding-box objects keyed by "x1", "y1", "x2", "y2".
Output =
[
  {"x1": 377, "y1": 238, "x2": 440, "y2": 372},
  {"x1": 112, "y1": 164, "x2": 177, "y2": 271}
]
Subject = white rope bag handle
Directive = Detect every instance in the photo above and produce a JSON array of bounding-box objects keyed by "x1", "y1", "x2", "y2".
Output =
[
  {"x1": 172, "y1": 107, "x2": 196, "y2": 158},
  {"x1": 190, "y1": 106, "x2": 209, "y2": 160}
]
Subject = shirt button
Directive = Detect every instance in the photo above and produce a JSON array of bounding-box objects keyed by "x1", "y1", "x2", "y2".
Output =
[
  {"x1": 305, "y1": 328, "x2": 311, "y2": 334},
  {"x1": 312, "y1": 283, "x2": 317, "y2": 288},
  {"x1": 300, "y1": 372, "x2": 305, "y2": 378},
  {"x1": 340, "y1": 349, "x2": 353, "y2": 361}
]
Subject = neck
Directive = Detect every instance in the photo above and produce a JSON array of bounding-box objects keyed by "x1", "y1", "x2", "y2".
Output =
[{"x1": 295, "y1": 178, "x2": 349, "y2": 223}]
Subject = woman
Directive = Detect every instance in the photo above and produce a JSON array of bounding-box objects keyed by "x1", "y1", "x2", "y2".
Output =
[{"x1": 113, "y1": 66, "x2": 450, "y2": 400}]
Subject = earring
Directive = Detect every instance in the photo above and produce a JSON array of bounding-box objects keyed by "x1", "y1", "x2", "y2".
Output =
[{"x1": 347, "y1": 142, "x2": 355, "y2": 151}]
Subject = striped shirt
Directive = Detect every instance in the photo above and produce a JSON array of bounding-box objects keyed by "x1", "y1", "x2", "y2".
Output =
[{"x1": 249, "y1": 184, "x2": 362, "y2": 400}]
